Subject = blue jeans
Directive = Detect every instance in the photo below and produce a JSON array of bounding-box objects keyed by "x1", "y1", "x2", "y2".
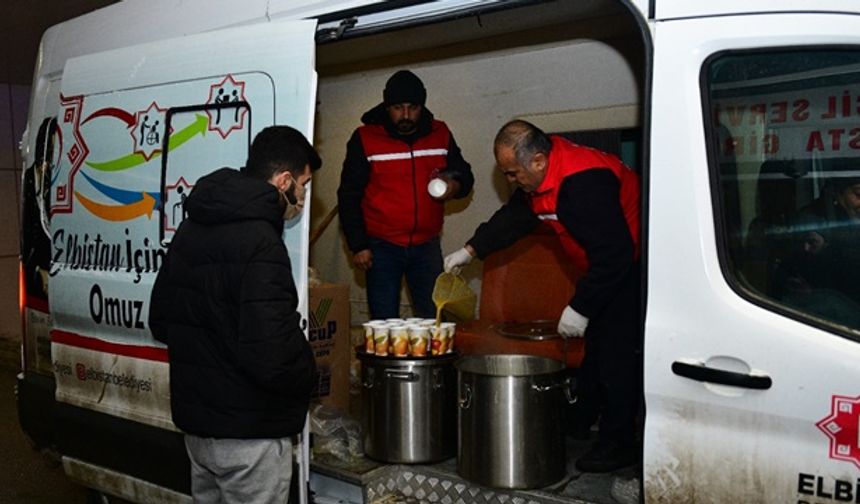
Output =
[{"x1": 366, "y1": 237, "x2": 443, "y2": 319}]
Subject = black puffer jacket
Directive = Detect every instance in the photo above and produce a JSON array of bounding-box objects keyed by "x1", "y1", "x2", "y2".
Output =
[{"x1": 149, "y1": 168, "x2": 315, "y2": 439}]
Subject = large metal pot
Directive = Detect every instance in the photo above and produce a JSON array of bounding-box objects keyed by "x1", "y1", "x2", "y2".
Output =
[
  {"x1": 457, "y1": 354, "x2": 571, "y2": 489},
  {"x1": 358, "y1": 350, "x2": 457, "y2": 463}
]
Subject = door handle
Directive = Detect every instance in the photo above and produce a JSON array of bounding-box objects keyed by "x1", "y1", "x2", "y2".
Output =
[{"x1": 671, "y1": 361, "x2": 772, "y2": 390}]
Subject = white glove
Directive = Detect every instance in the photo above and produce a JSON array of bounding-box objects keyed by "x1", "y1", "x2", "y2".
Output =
[
  {"x1": 444, "y1": 247, "x2": 473, "y2": 274},
  {"x1": 558, "y1": 305, "x2": 589, "y2": 338}
]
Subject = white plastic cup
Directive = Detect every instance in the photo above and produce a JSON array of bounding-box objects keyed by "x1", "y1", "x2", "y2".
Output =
[
  {"x1": 362, "y1": 322, "x2": 376, "y2": 353},
  {"x1": 389, "y1": 325, "x2": 410, "y2": 357},
  {"x1": 407, "y1": 325, "x2": 430, "y2": 357},
  {"x1": 373, "y1": 325, "x2": 391, "y2": 356},
  {"x1": 441, "y1": 322, "x2": 456, "y2": 353},
  {"x1": 427, "y1": 178, "x2": 448, "y2": 198}
]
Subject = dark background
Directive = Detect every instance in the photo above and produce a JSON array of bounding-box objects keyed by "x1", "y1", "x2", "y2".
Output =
[{"x1": 1, "y1": 0, "x2": 118, "y2": 84}]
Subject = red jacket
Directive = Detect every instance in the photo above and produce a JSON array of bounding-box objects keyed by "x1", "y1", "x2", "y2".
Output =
[
  {"x1": 529, "y1": 136, "x2": 641, "y2": 273},
  {"x1": 357, "y1": 120, "x2": 452, "y2": 246}
]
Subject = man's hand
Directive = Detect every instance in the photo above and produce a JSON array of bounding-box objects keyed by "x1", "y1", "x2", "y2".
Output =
[
  {"x1": 353, "y1": 249, "x2": 373, "y2": 271},
  {"x1": 431, "y1": 176, "x2": 461, "y2": 201},
  {"x1": 444, "y1": 246, "x2": 474, "y2": 274},
  {"x1": 558, "y1": 305, "x2": 588, "y2": 338}
]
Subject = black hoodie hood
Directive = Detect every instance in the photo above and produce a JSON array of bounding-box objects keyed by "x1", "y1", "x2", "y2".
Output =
[
  {"x1": 360, "y1": 102, "x2": 435, "y2": 143},
  {"x1": 184, "y1": 167, "x2": 284, "y2": 231}
]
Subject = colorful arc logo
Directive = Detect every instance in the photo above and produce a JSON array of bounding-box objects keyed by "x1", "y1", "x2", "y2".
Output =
[{"x1": 817, "y1": 394, "x2": 860, "y2": 470}]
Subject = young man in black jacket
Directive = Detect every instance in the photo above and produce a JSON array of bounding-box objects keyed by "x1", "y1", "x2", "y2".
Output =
[{"x1": 149, "y1": 126, "x2": 320, "y2": 503}]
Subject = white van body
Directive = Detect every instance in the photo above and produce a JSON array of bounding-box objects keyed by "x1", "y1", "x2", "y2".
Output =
[{"x1": 16, "y1": 1, "x2": 860, "y2": 503}]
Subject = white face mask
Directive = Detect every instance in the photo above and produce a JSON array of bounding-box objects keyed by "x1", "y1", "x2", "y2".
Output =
[{"x1": 280, "y1": 179, "x2": 305, "y2": 221}]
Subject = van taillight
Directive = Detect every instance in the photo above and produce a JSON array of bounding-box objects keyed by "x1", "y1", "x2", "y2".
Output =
[{"x1": 18, "y1": 261, "x2": 27, "y2": 371}]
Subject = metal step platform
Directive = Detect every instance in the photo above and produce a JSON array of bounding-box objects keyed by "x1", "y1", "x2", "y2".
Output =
[{"x1": 310, "y1": 436, "x2": 639, "y2": 504}]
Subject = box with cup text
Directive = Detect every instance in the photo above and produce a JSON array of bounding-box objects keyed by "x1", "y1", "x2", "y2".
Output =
[{"x1": 308, "y1": 283, "x2": 350, "y2": 412}]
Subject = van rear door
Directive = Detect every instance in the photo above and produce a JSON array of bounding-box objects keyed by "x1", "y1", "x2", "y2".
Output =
[
  {"x1": 646, "y1": 11, "x2": 860, "y2": 503},
  {"x1": 45, "y1": 18, "x2": 316, "y2": 497}
]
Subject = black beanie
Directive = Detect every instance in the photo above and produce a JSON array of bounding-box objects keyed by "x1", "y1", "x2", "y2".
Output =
[{"x1": 383, "y1": 70, "x2": 427, "y2": 106}]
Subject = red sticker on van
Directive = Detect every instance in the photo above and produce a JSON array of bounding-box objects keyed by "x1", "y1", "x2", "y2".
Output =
[
  {"x1": 205, "y1": 74, "x2": 248, "y2": 139},
  {"x1": 817, "y1": 395, "x2": 860, "y2": 470}
]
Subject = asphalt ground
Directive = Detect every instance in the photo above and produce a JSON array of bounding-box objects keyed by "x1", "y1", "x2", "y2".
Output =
[{"x1": 0, "y1": 338, "x2": 89, "y2": 504}]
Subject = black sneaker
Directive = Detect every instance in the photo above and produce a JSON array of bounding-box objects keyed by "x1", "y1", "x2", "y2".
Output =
[{"x1": 574, "y1": 440, "x2": 637, "y2": 473}]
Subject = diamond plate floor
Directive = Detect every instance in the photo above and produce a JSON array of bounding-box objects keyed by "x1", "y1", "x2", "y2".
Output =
[{"x1": 358, "y1": 436, "x2": 640, "y2": 504}]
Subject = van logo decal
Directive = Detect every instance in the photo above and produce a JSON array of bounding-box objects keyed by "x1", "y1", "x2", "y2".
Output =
[
  {"x1": 79, "y1": 171, "x2": 161, "y2": 210},
  {"x1": 85, "y1": 112, "x2": 207, "y2": 173},
  {"x1": 73, "y1": 110, "x2": 208, "y2": 222},
  {"x1": 130, "y1": 101, "x2": 168, "y2": 161},
  {"x1": 75, "y1": 191, "x2": 157, "y2": 221},
  {"x1": 816, "y1": 394, "x2": 860, "y2": 469},
  {"x1": 206, "y1": 74, "x2": 248, "y2": 139},
  {"x1": 52, "y1": 94, "x2": 89, "y2": 215},
  {"x1": 82, "y1": 106, "x2": 136, "y2": 128},
  {"x1": 164, "y1": 177, "x2": 194, "y2": 232}
]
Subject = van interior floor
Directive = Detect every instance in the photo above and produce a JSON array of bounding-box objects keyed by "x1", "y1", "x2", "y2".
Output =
[{"x1": 310, "y1": 435, "x2": 640, "y2": 504}]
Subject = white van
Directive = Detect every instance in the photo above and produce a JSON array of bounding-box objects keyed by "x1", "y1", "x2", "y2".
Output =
[{"x1": 17, "y1": 0, "x2": 860, "y2": 503}]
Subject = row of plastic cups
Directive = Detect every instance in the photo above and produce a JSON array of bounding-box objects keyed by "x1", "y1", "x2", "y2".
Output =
[{"x1": 362, "y1": 319, "x2": 456, "y2": 357}]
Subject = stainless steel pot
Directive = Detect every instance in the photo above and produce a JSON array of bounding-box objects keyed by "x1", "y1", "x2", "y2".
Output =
[
  {"x1": 358, "y1": 351, "x2": 457, "y2": 463},
  {"x1": 457, "y1": 354, "x2": 572, "y2": 489}
]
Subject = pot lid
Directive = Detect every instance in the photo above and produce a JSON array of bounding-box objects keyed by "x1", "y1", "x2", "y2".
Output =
[{"x1": 493, "y1": 320, "x2": 559, "y2": 340}]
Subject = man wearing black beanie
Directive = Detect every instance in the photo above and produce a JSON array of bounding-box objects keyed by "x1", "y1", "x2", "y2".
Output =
[{"x1": 337, "y1": 69, "x2": 474, "y2": 319}]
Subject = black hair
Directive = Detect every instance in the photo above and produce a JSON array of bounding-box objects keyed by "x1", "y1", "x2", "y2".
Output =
[
  {"x1": 494, "y1": 120, "x2": 553, "y2": 167},
  {"x1": 244, "y1": 126, "x2": 322, "y2": 180}
]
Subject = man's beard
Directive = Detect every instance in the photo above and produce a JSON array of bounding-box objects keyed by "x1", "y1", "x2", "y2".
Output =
[{"x1": 396, "y1": 119, "x2": 416, "y2": 134}]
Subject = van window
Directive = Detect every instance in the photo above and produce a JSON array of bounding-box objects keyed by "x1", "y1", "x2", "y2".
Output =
[{"x1": 705, "y1": 49, "x2": 860, "y2": 334}]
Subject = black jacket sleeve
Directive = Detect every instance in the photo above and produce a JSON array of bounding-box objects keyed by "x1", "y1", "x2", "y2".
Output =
[
  {"x1": 467, "y1": 188, "x2": 540, "y2": 259},
  {"x1": 337, "y1": 130, "x2": 371, "y2": 253},
  {"x1": 441, "y1": 134, "x2": 474, "y2": 198},
  {"x1": 558, "y1": 169, "x2": 635, "y2": 318},
  {"x1": 237, "y1": 241, "x2": 316, "y2": 398},
  {"x1": 148, "y1": 254, "x2": 173, "y2": 345}
]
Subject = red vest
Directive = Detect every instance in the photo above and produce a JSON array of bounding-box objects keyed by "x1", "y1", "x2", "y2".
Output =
[
  {"x1": 529, "y1": 136, "x2": 641, "y2": 273},
  {"x1": 358, "y1": 120, "x2": 451, "y2": 246}
]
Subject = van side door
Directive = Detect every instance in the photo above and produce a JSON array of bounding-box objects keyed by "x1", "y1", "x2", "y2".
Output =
[
  {"x1": 44, "y1": 20, "x2": 317, "y2": 500},
  {"x1": 646, "y1": 11, "x2": 860, "y2": 503}
]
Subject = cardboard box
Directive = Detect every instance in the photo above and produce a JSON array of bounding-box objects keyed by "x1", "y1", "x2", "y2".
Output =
[{"x1": 308, "y1": 283, "x2": 351, "y2": 412}]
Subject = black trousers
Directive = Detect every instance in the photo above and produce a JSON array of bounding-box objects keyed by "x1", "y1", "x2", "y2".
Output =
[{"x1": 572, "y1": 262, "x2": 642, "y2": 444}]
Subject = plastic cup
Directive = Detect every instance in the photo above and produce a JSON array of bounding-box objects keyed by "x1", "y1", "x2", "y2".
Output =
[
  {"x1": 390, "y1": 325, "x2": 410, "y2": 357},
  {"x1": 430, "y1": 325, "x2": 446, "y2": 356},
  {"x1": 441, "y1": 322, "x2": 456, "y2": 353},
  {"x1": 427, "y1": 178, "x2": 448, "y2": 198},
  {"x1": 373, "y1": 325, "x2": 390, "y2": 356},
  {"x1": 362, "y1": 322, "x2": 376, "y2": 354},
  {"x1": 408, "y1": 325, "x2": 430, "y2": 357}
]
